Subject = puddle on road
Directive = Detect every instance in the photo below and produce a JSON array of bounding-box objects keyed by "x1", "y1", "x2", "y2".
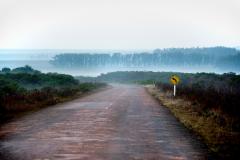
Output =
[{"x1": 57, "y1": 102, "x2": 112, "y2": 110}]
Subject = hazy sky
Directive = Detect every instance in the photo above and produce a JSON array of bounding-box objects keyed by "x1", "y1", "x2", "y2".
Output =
[{"x1": 0, "y1": 0, "x2": 239, "y2": 49}]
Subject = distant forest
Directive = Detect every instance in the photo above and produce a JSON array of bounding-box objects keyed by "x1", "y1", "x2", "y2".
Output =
[{"x1": 50, "y1": 47, "x2": 240, "y2": 72}]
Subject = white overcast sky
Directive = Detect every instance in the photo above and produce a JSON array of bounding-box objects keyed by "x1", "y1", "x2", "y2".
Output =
[{"x1": 0, "y1": 0, "x2": 240, "y2": 49}]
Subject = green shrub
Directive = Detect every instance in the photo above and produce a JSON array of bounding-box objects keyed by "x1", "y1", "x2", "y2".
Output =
[
  {"x1": 1, "y1": 67, "x2": 11, "y2": 73},
  {"x1": 0, "y1": 67, "x2": 107, "y2": 116}
]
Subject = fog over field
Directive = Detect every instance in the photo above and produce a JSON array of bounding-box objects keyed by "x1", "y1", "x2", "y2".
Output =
[
  {"x1": 0, "y1": 49, "x2": 148, "y2": 76},
  {"x1": 1, "y1": 47, "x2": 239, "y2": 76}
]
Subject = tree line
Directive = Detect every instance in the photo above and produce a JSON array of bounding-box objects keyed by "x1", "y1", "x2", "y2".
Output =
[{"x1": 50, "y1": 47, "x2": 240, "y2": 72}]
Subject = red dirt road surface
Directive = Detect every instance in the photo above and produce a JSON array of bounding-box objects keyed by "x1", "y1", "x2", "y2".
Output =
[{"x1": 0, "y1": 85, "x2": 210, "y2": 160}]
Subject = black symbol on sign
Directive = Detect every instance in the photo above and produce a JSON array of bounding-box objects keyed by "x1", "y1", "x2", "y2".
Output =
[{"x1": 172, "y1": 77, "x2": 177, "y2": 83}]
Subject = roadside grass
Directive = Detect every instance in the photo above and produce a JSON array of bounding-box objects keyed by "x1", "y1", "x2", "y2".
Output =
[
  {"x1": 146, "y1": 85, "x2": 240, "y2": 159},
  {"x1": 0, "y1": 83, "x2": 108, "y2": 125}
]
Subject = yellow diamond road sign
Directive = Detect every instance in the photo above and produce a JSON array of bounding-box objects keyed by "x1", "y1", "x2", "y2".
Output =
[{"x1": 170, "y1": 75, "x2": 180, "y2": 85}]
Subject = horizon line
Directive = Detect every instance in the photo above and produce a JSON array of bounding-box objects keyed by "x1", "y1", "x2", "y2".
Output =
[{"x1": 0, "y1": 46, "x2": 239, "y2": 51}]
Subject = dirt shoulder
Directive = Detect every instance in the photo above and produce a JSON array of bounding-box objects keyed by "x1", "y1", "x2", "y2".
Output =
[{"x1": 146, "y1": 85, "x2": 240, "y2": 159}]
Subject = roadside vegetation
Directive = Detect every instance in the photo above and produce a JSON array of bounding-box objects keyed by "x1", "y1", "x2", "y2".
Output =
[
  {"x1": 152, "y1": 74, "x2": 240, "y2": 159},
  {"x1": 77, "y1": 71, "x2": 240, "y2": 159},
  {"x1": 0, "y1": 66, "x2": 106, "y2": 122}
]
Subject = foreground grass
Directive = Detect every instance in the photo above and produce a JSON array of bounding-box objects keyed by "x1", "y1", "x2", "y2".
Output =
[{"x1": 146, "y1": 85, "x2": 240, "y2": 159}]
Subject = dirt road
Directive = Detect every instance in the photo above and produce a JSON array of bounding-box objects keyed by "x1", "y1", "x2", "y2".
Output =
[{"x1": 0, "y1": 85, "x2": 210, "y2": 160}]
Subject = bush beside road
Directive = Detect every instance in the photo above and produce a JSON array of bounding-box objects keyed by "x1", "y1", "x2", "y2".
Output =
[{"x1": 0, "y1": 66, "x2": 107, "y2": 122}]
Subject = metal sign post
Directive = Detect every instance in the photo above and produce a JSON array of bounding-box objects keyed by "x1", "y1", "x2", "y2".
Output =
[{"x1": 174, "y1": 84, "x2": 176, "y2": 97}]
